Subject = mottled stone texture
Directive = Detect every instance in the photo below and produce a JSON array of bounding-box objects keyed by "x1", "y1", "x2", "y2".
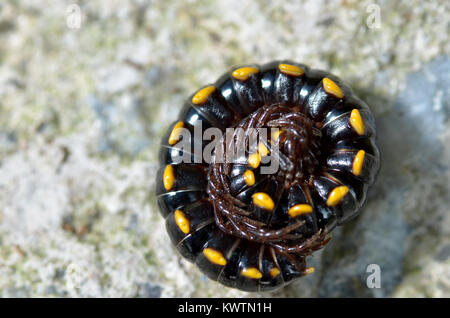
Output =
[{"x1": 0, "y1": 0, "x2": 448, "y2": 297}]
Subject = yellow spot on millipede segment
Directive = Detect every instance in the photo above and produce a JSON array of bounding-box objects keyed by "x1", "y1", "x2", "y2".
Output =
[
  {"x1": 269, "y1": 267, "x2": 280, "y2": 278},
  {"x1": 288, "y1": 204, "x2": 313, "y2": 218},
  {"x1": 203, "y1": 248, "x2": 227, "y2": 266},
  {"x1": 163, "y1": 165, "x2": 175, "y2": 191},
  {"x1": 192, "y1": 86, "x2": 216, "y2": 105},
  {"x1": 278, "y1": 64, "x2": 305, "y2": 77},
  {"x1": 326, "y1": 186, "x2": 349, "y2": 207},
  {"x1": 232, "y1": 67, "x2": 259, "y2": 81},
  {"x1": 258, "y1": 142, "x2": 270, "y2": 156},
  {"x1": 349, "y1": 109, "x2": 365, "y2": 135},
  {"x1": 304, "y1": 267, "x2": 315, "y2": 275},
  {"x1": 252, "y1": 192, "x2": 275, "y2": 211},
  {"x1": 271, "y1": 129, "x2": 285, "y2": 143},
  {"x1": 168, "y1": 121, "x2": 184, "y2": 145},
  {"x1": 248, "y1": 153, "x2": 261, "y2": 169},
  {"x1": 174, "y1": 209, "x2": 190, "y2": 234},
  {"x1": 352, "y1": 150, "x2": 365, "y2": 176},
  {"x1": 323, "y1": 77, "x2": 344, "y2": 99},
  {"x1": 241, "y1": 267, "x2": 263, "y2": 279},
  {"x1": 243, "y1": 170, "x2": 255, "y2": 186}
]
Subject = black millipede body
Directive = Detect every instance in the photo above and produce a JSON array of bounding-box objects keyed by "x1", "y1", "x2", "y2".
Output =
[{"x1": 156, "y1": 61, "x2": 380, "y2": 292}]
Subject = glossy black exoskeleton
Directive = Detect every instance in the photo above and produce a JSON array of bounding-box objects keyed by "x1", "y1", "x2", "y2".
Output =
[{"x1": 156, "y1": 61, "x2": 380, "y2": 292}]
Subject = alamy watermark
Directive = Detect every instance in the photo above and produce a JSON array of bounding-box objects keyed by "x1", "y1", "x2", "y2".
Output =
[
  {"x1": 65, "y1": 262, "x2": 83, "y2": 292},
  {"x1": 366, "y1": 264, "x2": 381, "y2": 289},
  {"x1": 366, "y1": 4, "x2": 381, "y2": 29},
  {"x1": 168, "y1": 123, "x2": 282, "y2": 174},
  {"x1": 66, "y1": 4, "x2": 82, "y2": 29}
]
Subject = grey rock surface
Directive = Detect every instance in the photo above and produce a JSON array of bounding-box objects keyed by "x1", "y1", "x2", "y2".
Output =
[{"x1": 0, "y1": 0, "x2": 448, "y2": 297}]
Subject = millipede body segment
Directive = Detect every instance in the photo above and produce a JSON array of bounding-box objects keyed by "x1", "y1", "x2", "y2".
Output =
[{"x1": 156, "y1": 61, "x2": 380, "y2": 292}]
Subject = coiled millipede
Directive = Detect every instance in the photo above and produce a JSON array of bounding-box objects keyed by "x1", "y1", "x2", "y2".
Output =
[{"x1": 156, "y1": 61, "x2": 380, "y2": 292}]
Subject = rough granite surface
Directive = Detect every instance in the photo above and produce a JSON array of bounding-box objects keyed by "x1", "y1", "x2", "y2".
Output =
[{"x1": 0, "y1": 0, "x2": 449, "y2": 297}]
